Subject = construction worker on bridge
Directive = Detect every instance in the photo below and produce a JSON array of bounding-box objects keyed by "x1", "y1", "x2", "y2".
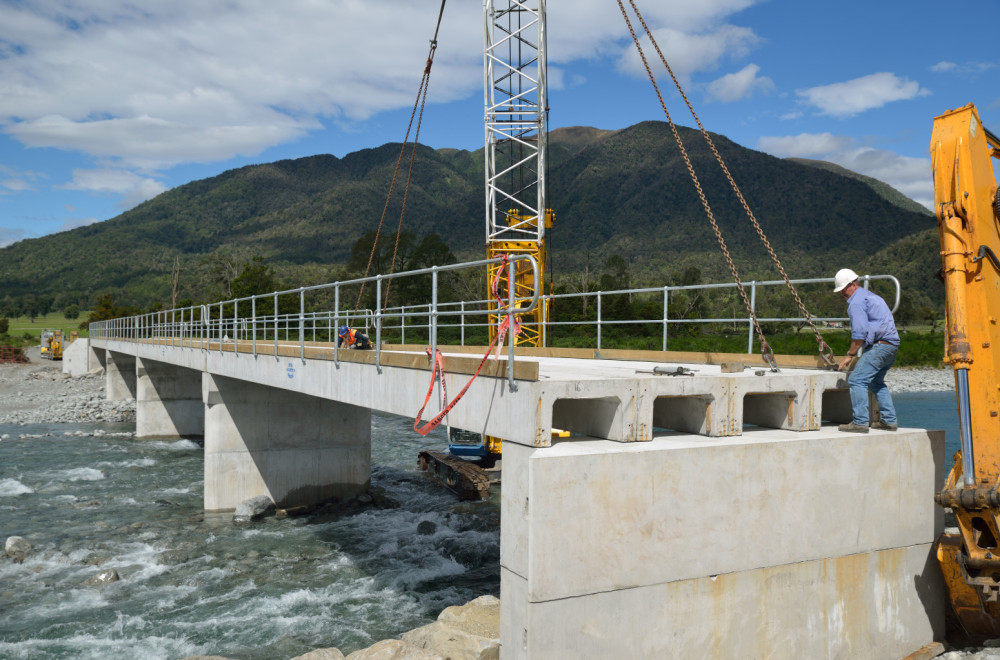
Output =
[
  {"x1": 338, "y1": 326, "x2": 372, "y2": 350},
  {"x1": 833, "y1": 268, "x2": 900, "y2": 433}
]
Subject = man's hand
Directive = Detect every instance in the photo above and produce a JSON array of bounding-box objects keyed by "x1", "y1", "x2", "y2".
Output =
[{"x1": 838, "y1": 355, "x2": 853, "y2": 371}]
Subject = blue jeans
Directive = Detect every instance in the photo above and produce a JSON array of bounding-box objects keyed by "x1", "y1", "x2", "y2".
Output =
[{"x1": 848, "y1": 343, "x2": 898, "y2": 425}]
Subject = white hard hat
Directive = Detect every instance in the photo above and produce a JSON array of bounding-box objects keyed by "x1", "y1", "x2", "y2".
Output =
[{"x1": 833, "y1": 268, "x2": 859, "y2": 293}]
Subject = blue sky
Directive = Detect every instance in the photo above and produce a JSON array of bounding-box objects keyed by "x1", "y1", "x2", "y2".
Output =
[{"x1": 1, "y1": 0, "x2": 998, "y2": 248}]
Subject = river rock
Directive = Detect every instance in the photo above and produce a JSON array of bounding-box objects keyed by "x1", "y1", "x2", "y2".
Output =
[
  {"x1": 233, "y1": 495, "x2": 276, "y2": 523},
  {"x1": 289, "y1": 649, "x2": 346, "y2": 660},
  {"x1": 401, "y1": 623, "x2": 497, "y2": 660},
  {"x1": 436, "y1": 595, "x2": 500, "y2": 640},
  {"x1": 82, "y1": 568, "x2": 120, "y2": 587},
  {"x1": 5, "y1": 536, "x2": 31, "y2": 562},
  {"x1": 345, "y1": 639, "x2": 443, "y2": 660}
]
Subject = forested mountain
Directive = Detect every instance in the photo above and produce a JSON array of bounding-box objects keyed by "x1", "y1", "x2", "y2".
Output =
[{"x1": 0, "y1": 120, "x2": 940, "y2": 316}]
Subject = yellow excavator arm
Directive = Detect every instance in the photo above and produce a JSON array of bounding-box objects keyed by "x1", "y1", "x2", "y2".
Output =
[{"x1": 931, "y1": 103, "x2": 1000, "y2": 637}]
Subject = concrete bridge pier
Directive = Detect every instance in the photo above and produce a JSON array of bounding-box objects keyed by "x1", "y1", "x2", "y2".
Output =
[
  {"x1": 105, "y1": 350, "x2": 136, "y2": 401},
  {"x1": 202, "y1": 373, "x2": 372, "y2": 512},
  {"x1": 136, "y1": 357, "x2": 204, "y2": 440}
]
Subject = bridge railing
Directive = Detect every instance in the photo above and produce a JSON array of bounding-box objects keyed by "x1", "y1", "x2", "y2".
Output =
[
  {"x1": 380, "y1": 273, "x2": 901, "y2": 353},
  {"x1": 89, "y1": 266, "x2": 899, "y2": 382},
  {"x1": 90, "y1": 255, "x2": 540, "y2": 388}
]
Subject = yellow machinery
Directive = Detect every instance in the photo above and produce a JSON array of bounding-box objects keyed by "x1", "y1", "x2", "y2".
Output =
[
  {"x1": 931, "y1": 103, "x2": 1000, "y2": 636},
  {"x1": 487, "y1": 209, "x2": 554, "y2": 348},
  {"x1": 39, "y1": 330, "x2": 64, "y2": 360}
]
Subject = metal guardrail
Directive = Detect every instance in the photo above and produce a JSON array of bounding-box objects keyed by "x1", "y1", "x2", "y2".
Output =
[
  {"x1": 90, "y1": 264, "x2": 899, "y2": 386},
  {"x1": 90, "y1": 255, "x2": 540, "y2": 389},
  {"x1": 381, "y1": 273, "x2": 901, "y2": 354}
]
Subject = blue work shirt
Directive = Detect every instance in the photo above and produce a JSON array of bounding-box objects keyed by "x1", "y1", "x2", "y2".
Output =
[{"x1": 846, "y1": 287, "x2": 900, "y2": 349}]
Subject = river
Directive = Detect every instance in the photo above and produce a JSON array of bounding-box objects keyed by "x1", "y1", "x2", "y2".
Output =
[{"x1": 0, "y1": 392, "x2": 959, "y2": 659}]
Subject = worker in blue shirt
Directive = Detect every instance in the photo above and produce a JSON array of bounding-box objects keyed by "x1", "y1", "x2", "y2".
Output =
[
  {"x1": 338, "y1": 326, "x2": 372, "y2": 350},
  {"x1": 833, "y1": 268, "x2": 899, "y2": 433}
]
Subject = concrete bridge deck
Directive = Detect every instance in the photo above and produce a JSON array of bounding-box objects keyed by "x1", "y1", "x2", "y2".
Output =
[{"x1": 71, "y1": 335, "x2": 946, "y2": 659}]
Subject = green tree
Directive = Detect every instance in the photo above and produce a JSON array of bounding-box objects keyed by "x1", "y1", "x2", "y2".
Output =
[
  {"x1": 64, "y1": 304, "x2": 80, "y2": 320},
  {"x1": 21, "y1": 294, "x2": 38, "y2": 322},
  {"x1": 231, "y1": 257, "x2": 279, "y2": 299},
  {"x1": 0, "y1": 317, "x2": 8, "y2": 335}
]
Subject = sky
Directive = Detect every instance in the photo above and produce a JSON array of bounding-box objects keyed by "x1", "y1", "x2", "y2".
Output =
[{"x1": 1, "y1": 0, "x2": 998, "y2": 249}]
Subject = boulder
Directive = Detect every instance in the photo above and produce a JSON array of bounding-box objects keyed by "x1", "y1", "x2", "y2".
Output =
[
  {"x1": 289, "y1": 649, "x2": 346, "y2": 660},
  {"x1": 233, "y1": 495, "x2": 276, "y2": 523},
  {"x1": 346, "y1": 640, "x2": 442, "y2": 660},
  {"x1": 401, "y1": 622, "x2": 498, "y2": 660},
  {"x1": 437, "y1": 595, "x2": 500, "y2": 639},
  {"x1": 82, "y1": 568, "x2": 120, "y2": 587},
  {"x1": 5, "y1": 536, "x2": 31, "y2": 562}
]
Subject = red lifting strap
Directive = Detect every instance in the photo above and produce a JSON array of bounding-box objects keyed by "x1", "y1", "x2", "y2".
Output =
[{"x1": 413, "y1": 255, "x2": 521, "y2": 436}]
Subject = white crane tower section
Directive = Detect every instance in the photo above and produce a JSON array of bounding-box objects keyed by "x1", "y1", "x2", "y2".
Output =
[{"x1": 484, "y1": 0, "x2": 548, "y2": 245}]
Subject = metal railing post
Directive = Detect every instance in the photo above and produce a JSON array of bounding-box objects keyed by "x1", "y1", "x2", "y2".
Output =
[
  {"x1": 662, "y1": 287, "x2": 669, "y2": 351},
  {"x1": 299, "y1": 288, "x2": 305, "y2": 362},
  {"x1": 596, "y1": 292, "x2": 602, "y2": 350},
  {"x1": 333, "y1": 286, "x2": 340, "y2": 367},
  {"x1": 430, "y1": 269, "x2": 438, "y2": 362},
  {"x1": 507, "y1": 258, "x2": 517, "y2": 391},
  {"x1": 375, "y1": 276, "x2": 383, "y2": 372},
  {"x1": 747, "y1": 281, "x2": 757, "y2": 354}
]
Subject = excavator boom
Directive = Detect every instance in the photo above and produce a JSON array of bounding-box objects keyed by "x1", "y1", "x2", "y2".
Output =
[{"x1": 931, "y1": 103, "x2": 1000, "y2": 637}]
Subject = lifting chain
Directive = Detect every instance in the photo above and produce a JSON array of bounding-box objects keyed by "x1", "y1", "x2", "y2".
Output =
[
  {"x1": 616, "y1": 0, "x2": 836, "y2": 369},
  {"x1": 356, "y1": 0, "x2": 447, "y2": 312}
]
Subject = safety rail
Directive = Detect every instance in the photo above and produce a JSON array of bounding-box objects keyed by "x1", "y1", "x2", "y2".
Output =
[
  {"x1": 90, "y1": 255, "x2": 540, "y2": 389},
  {"x1": 90, "y1": 266, "x2": 898, "y2": 384},
  {"x1": 381, "y1": 274, "x2": 901, "y2": 353}
]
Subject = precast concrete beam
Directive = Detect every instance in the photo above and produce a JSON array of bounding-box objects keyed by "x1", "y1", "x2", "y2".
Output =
[
  {"x1": 499, "y1": 428, "x2": 946, "y2": 659},
  {"x1": 136, "y1": 357, "x2": 204, "y2": 440},
  {"x1": 203, "y1": 373, "x2": 371, "y2": 512},
  {"x1": 105, "y1": 350, "x2": 136, "y2": 401}
]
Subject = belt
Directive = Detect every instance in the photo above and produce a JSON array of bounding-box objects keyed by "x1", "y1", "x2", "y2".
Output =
[{"x1": 876, "y1": 340, "x2": 894, "y2": 345}]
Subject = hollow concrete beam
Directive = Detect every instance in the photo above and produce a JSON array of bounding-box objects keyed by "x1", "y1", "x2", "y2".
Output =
[
  {"x1": 202, "y1": 373, "x2": 371, "y2": 512},
  {"x1": 135, "y1": 357, "x2": 204, "y2": 440}
]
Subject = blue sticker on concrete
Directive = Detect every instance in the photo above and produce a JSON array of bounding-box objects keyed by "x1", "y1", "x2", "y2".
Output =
[{"x1": 286, "y1": 363, "x2": 295, "y2": 379}]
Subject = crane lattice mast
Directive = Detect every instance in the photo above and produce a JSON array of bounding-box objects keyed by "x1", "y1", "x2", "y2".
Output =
[{"x1": 484, "y1": 0, "x2": 552, "y2": 347}]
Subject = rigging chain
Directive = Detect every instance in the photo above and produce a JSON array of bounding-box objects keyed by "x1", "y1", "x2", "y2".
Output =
[
  {"x1": 356, "y1": 0, "x2": 447, "y2": 312},
  {"x1": 617, "y1": 0, "x2": 837, "y2": 369}
]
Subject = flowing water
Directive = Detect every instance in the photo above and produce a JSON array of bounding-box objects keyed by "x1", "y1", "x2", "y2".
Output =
[
  {"x1": 0, "y1": 392, "x2": 959, "y2": 659},
  {"x1": 0, "y1": 415, "x2": 499, "y2": 660}
]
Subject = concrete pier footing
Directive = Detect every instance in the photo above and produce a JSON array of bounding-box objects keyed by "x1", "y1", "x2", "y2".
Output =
[{"x1": 203, "y1": 373, "x2": 371, "y2": 511}]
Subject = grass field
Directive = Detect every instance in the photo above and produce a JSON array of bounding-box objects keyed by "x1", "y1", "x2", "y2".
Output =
[{"x1": 1, "y1": 312, "x2": 90, "y2": 347}]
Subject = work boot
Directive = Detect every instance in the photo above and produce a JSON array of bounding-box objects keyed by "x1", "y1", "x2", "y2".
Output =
[
  {"x1": 870, "y1": 421, "x2": 898, "y2": 431},
  {"x1": 838, "y1": 422, "x2": 869, "y2": 434}
]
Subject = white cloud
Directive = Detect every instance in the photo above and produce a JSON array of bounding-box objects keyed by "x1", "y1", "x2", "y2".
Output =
[
  {"x1": 616, "y1": 25, "x2": 761, "y2": 82},
  {"x1": 796, "y1": 72, "x2": 930, "y2": 118},
  {"x1": 57, "y1": 217, "x2": 100, "y2": 233},
  {"x1": 706, "y1": 63, "x2": 773, "y2": 102},
  {"x1": 931, "y1": 61, "x2": 956, "y2": 72},
  {"x1": 62, "y1": 169, "x2": 168, "y2": 209},
  {"x1": 757, "y1": 133, "x2": 851, "y2": 158},
  {"x1": 0, "y1": 165, "x2": 46, "y2": 193},
  {"x1": 0, "y1": 227, "x2": 28, "y2": 248},
  {"x1": 757, "y1": 132, "x2": 933, "y2": 210}
]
